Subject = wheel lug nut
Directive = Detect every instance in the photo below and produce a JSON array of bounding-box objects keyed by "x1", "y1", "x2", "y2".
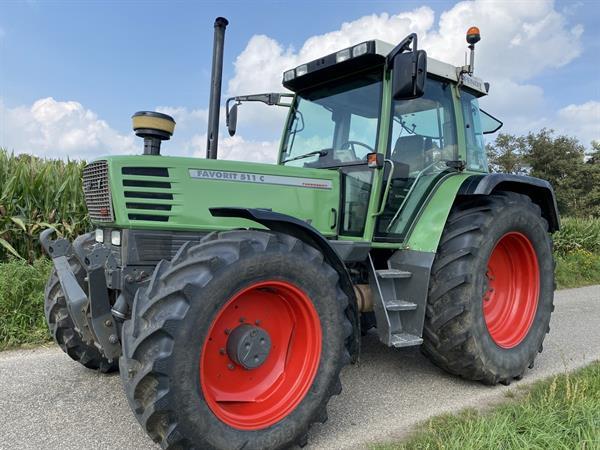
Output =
[
  {"x1": 224, "y1": 328, "x2": 231, "y2": 335},
  {"x1": 239, "y1": 317, "x2": 245, "y2": 323},
  {"x1": 227, "y1": 363, "x2": 235, "y2": 370},
  {"x1": 255, "y1": 320, "x2": 261, "y2": 325},
  {"x1": 219, "y1": 348, "x2": 225, "y2": 355}
]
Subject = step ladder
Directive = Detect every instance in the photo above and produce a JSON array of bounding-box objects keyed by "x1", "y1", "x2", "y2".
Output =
[{"x1": 368, "y1": 255, "x2": 424, "y2": 348}]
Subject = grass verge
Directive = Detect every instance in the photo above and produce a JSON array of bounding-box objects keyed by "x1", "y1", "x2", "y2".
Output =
[
  {"x1": 373, "y1": 361, "x2": 600, "y2": 450},
  {"x1": 555, "y1": 249, "x2": 600, "y2": 289},
  {"x1": 0, "y1": 258, "x2": 52, "y2": 349}
]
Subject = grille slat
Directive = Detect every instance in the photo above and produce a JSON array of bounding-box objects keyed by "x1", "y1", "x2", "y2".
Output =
[
  {"x1": 83, "y1": 161, "x2": 114, "y2": 222},
  {"x1": 122, "y1": 166, "x2": 173, "y2": 222}
]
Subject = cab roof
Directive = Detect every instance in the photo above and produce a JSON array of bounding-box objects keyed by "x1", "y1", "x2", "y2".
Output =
[{"x1": 282, "y1": 38, "x2": 489, "y2": 97}]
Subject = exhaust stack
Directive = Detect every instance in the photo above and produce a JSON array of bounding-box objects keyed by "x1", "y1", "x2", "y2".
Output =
[{"x1": 206, "y1": 17, "x2": 229, "y2": 159}]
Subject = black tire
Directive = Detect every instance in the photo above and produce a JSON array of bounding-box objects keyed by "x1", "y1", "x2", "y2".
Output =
[
  {"x1": 120, "y1": 230, "x2": 352, "y2": 450},
  {"x1": 422, "y1": 192, "x2": 554, "y2": 385},
  {"x1": 45, "y1": 268, "x2": 118, "y2": 373}
]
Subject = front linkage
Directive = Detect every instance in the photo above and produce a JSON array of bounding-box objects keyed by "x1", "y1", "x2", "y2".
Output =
[{"x1": 40, "y1": 228, "x2": 123, "y2": 362}]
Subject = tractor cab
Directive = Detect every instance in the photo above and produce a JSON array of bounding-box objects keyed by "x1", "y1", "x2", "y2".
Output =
[{"x1": 228, "y1": 35, "x2": 502, "y2": 241}]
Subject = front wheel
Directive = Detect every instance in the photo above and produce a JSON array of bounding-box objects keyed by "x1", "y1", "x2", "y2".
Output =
[
  {"x1": 45, "y1": 269, "x2": 118, "y2": 373},
  {"x1": 422, "y1": 192, "x2": 554, "y2": 385},
  {"x1": 120, "y1": 230, "x2": 352, "y2": 449}
]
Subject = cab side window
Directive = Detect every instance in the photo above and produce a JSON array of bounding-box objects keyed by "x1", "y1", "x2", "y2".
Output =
[
  {"x1": 460, "y1": 91, "x2": 487, "y2": 172},
  {"x1": 389, "y1": 80, "x2": 457, "y2": 173}
]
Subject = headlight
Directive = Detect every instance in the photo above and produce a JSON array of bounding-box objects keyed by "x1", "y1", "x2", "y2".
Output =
[
  {"x1": 352, "y1": 42, "x2": 368, "y2": 57},
  {"x1": 95, "y1": 229, "x2": 104, "y2": 243},
  {"x1": 283, "y1": 69, "x2": 295, "y2": 82},
  {"x1": 295, "y1": 64, "x2": 308, "y2": 77},
  {"x1": 110, "y1": 230, "x2": 121, "y2": 246},
  {"x1": 336, "y1": 48, "x2": 351, "y2": 63}
]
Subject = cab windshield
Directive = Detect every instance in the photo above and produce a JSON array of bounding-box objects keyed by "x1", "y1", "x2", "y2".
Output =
[{"x1": 281, "y1": 71, "x2": 382, "y2": 168}]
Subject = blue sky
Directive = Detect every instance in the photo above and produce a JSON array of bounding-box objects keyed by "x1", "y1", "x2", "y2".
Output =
[{"x1": 0, "y1": 0, "x2": 598, "y2": 161}]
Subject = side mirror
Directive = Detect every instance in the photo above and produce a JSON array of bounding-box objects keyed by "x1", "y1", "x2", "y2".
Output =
[
  {"x1": 226, "y1": 103, "x2": 238, "y2": 136},
  {"x1": 392, "y1": 50, "x2": 427, "y2": 100}
]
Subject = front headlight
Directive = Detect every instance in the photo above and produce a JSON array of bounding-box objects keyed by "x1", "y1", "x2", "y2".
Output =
[
  {"x1": 95, "y1": 229, "x2": 104, "y2": 243},
  {"x1": 110, "y1": 230, "x2": 121, "y2": 246}
]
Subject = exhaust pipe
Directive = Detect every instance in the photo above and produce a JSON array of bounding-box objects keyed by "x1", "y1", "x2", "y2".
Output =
[{"x1": 206, "y1": 17, "x2": 229, "y2": 159}]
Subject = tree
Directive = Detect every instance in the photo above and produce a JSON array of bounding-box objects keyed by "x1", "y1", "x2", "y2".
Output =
[
  {"x1": 486, "y1": 133, "x2": 527, "y2": 174},
  {"x1": 485, "y1": 130, "x2": 599, "y2": 218},
  {"x1": 524, "y1": 129, "x2": 587, "y2": 216}
]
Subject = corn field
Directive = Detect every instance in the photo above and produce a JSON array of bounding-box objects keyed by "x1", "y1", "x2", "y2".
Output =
[{"x1": 0, "y1": 148, "x2": 90, "y2": 262}]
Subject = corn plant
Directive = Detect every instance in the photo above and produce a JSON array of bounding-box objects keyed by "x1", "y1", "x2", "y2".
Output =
[{"x1": 0, "y1": 148, "x2": 90, "y2": 262}]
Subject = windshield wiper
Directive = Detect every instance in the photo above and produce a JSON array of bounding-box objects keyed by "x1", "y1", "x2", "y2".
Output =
[{"x1": 282, "y1": 148, "x2": 329, "y2": 164}]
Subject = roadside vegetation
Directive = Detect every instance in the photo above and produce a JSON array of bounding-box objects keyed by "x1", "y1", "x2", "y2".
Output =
[
  {"x1": 554, "y1": 217, "x2": 600, "y2": 289},
  {"x1": 0, "y1": 258, "x2": 52, "y2": 349},
  {"x1": 373, "y1": 360, "x2": 600, "y2": 450}
]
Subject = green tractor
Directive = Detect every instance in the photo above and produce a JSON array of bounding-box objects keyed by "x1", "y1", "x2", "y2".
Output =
[{"x1": 41, "y1": 18, "x2": 558, "y2": 450}]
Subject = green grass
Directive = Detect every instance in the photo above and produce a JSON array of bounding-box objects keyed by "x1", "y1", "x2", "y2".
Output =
[
  {"x1": 555, "y1": 249, "x2": 600, "y2": 289},
  {"x1": 0, "y1": 258, "x2": 53, "y2": 349},
  {"x1": 373, "y1": 361, "x2": 600, "y2": 450}
]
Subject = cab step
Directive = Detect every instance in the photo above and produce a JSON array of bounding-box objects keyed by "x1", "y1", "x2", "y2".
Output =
[
  {"x1": 376, "y1": 269, "x2": 412, "y2": 279},
  {"x1": 390, "y1": 332, "x2": 423, "y2": 348},
  {"x1": 385, "y1": 300, "x2": 417, "y2": 311}
]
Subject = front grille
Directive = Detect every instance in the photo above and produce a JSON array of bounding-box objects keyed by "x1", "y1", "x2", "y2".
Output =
[{"x1": 82, "y1": 161, "x2": 114, "y2": 222}]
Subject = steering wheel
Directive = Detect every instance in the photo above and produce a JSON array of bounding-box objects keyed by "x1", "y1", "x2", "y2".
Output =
[{"x1": 342, "y1": 140, "x2": 375, "y2": 154}]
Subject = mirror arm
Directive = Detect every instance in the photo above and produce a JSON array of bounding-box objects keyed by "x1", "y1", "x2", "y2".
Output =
[{"x1": 386, "y1": 33, "x2": 418, "y2": 67}]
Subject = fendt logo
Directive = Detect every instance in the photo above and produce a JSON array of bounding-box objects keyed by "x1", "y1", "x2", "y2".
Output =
[{"x1": 84, "y1": 179, "x2": 104, "y2": 191}]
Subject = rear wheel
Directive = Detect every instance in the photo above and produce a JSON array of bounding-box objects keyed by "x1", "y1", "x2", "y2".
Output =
[
  {"x1": 422, "y1": 192, "x2": 554, "y2": 385},
  {"x1": 120, "y1": 230, "x2": 352, "y2": 449}
]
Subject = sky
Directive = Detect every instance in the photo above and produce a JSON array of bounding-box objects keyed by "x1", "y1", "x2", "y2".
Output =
[{"x1": 0, "y1": 0, "x2": 598, "y2": 163}]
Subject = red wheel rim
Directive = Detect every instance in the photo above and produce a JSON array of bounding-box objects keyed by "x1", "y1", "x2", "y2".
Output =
[
  {"x1": 483, "y1": 232, "x2": 540, "y2": 349},
  {"x1": 200, "y1": 280, "x2": 322, "y2": 430}
]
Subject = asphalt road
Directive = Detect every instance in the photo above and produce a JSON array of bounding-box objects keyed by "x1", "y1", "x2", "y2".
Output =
[{"x1": 1, "y1": 285, "x2": 598, "y2": 450}]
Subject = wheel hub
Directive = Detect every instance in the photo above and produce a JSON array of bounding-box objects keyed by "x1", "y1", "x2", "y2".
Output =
[{"x1": 226, "y1": 324, "x2": 271, "y2": 369}]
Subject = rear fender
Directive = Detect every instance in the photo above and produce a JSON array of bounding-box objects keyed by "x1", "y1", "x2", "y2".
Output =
[{"x1": 458, "y1": 174, "x2": 560, "y2": 232}]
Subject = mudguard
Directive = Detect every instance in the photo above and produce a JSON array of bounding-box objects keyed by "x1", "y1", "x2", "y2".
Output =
[{"x1": 458, "y1": 173, "x2": 560, "y2": 232}]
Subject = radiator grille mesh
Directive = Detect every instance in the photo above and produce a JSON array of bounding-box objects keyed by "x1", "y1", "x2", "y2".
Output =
[{"x1": 82, "y1": 161, "x2": 114, "y2": 222}]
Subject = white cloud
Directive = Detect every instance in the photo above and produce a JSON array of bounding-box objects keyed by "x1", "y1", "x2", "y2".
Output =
[
  {"x1": 152, "y1": 106, "x2": 279, "y2": 162},
  {"x1": 0, "y1": 97, "x2": 136, "y2": 160},
  {"x1": 225, "y1": 0, "x2": 587, "y2": 148},
  {"x1": 555, "y1": 101, "x2": 600, "y2": 145}
]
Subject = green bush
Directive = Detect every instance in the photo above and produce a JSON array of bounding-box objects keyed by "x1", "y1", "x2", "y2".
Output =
[
  {"x1": 0, "y1": 259, "x2": 52, "y2": 349},
  {"x1": 555, "y1": 248, "x2": 600, "y2": 289},
  {"x1": 553, "y1": 217, "x2": 600, "y2": 256}
]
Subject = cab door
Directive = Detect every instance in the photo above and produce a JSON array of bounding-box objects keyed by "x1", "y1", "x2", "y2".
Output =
[{"x1": 374, "y1": 78, "x2": 459, "y2": 241}]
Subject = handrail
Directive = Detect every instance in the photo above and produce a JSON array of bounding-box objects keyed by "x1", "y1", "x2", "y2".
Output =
[{"x1": 372, "y1": 159, "x2": 395, "y2": 217}]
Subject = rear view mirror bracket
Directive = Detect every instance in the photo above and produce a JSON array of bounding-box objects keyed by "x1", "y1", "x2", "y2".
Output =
[
  {"x1": 388, "y1": 34, "x2": 427, "y2": 101},
  {"x1": 226, "y1": 93, "x2": 294, "y2": 136}
]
